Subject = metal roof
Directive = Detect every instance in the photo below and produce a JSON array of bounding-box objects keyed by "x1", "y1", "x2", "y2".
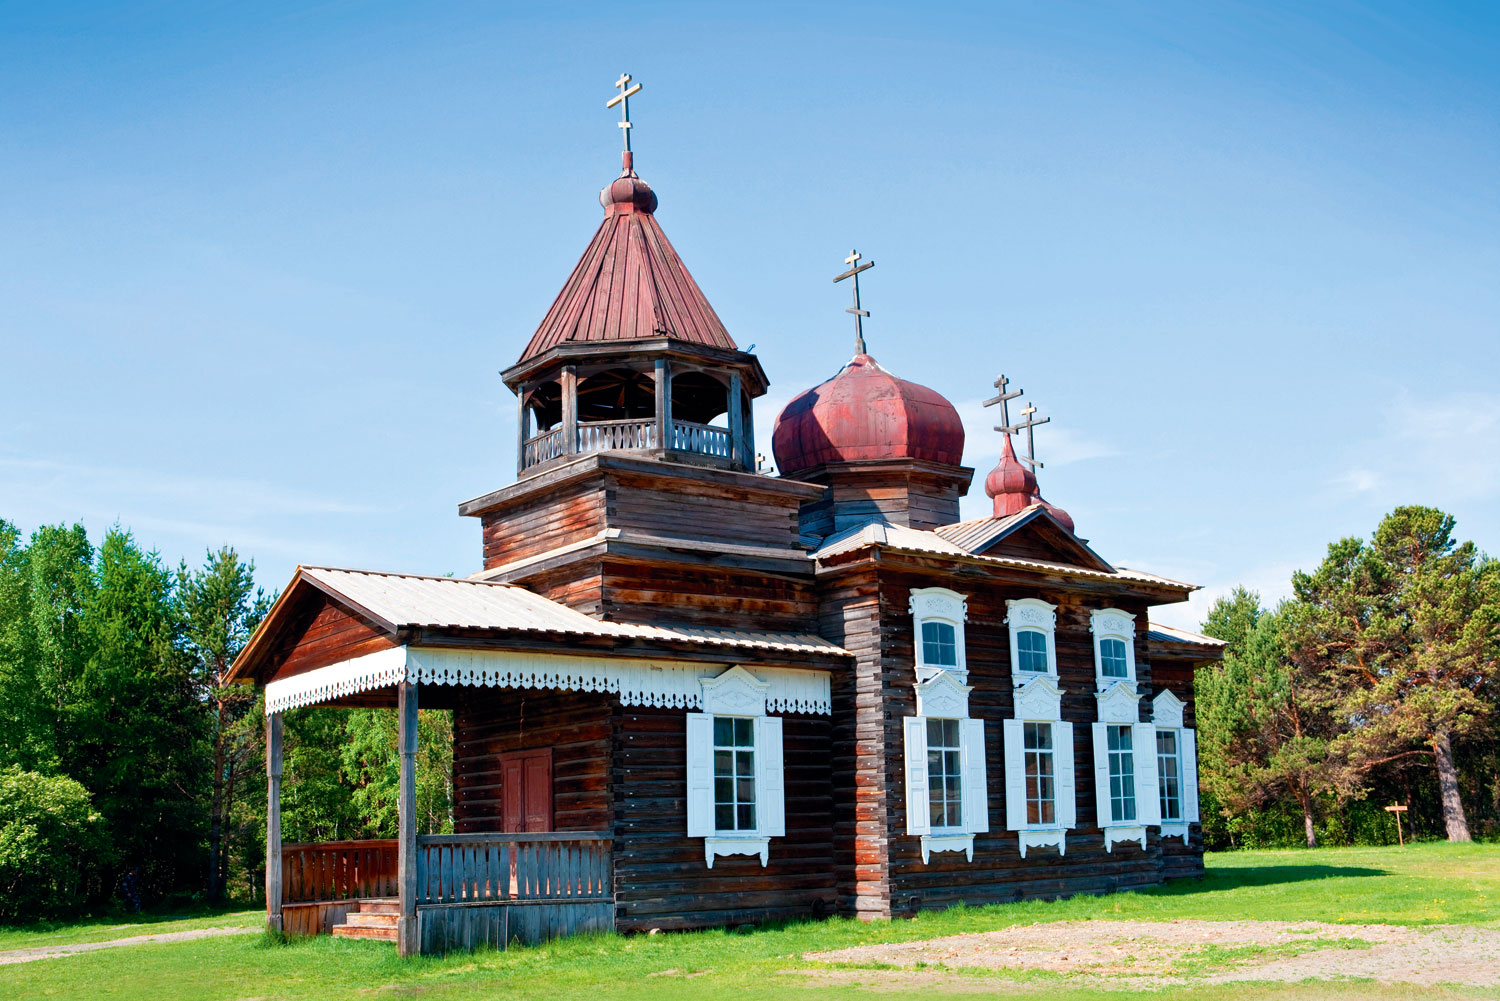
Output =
[
  {"x1": 932, "y1": 508, "x2": 1036, "y2": 552},
  {"x1": 809, "y1": 521, "x2": 1195, "y2": 591},
  {"x1": 1146, "y1": 622, "x2": 1227, "y2": 648},
  {"x1": 299, "y1": 566, "x2": 846, "y2": 657}
]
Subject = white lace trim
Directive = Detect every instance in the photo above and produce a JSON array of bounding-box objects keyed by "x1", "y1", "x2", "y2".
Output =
[{"x1": 264, "y1": 646, "x2": 831, "y2": 715}]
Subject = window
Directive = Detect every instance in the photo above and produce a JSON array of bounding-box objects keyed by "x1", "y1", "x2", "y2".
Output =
[
  {"x1": 686, "y1": 667, "x2": 786, "y2": 868},
  {"x1": 926, "y1": 719, "x2": 962, "y2": 830},
  {"x1": 1090, "y1": 609, "x2": 1137, "y2": 689},
  {"x1": 922, "y1": 621, "x2": 958, "y2": 668},
  {"x1": 911, "y1": 588, "x2": 968, "y2": 678},
  {"x1": 1106, "y1": 724, "x2": 1137, "y2": 823},
  {"x1": 904, "y1": 673, "x2": 988, "y2": 863},
  {"x1": 1005, "y1": 598, "x2": 1057, "y2": 682},
  {"x1": 1017, "y1": 630, "x2": 1049, "y2": 673},
  {"x1": 1024, "y1": 722, "x2": 1056, "y2": 826},
  {"x1": 713, "y1": 716, "x2": 756, "y2": 832},
  {"x1": 1157, "y1": 729, "x2": 1182, "y2": 822},
  {"x1": 1099, "y1": 638, "x2": 1129, "y2": 679}
]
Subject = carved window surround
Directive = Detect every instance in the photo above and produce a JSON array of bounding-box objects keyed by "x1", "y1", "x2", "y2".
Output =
[
  {"x1": 910, "y1": 587, "x2": 968, "y2": 681},
  {"x1": 1005, "y1": 598, "x2": 1058, "y2": 685},
  {"x1": 1089, "y1": 608, "x2": 1138, "y2": 691}
]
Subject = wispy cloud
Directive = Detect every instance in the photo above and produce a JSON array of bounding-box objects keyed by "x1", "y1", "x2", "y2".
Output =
[
  {"x1": 1332, "y1": 390, "x2": 1500, "y2": 503},
  {"x1": 953, "y1": 397, "x2": 1119, "y2": 469}
]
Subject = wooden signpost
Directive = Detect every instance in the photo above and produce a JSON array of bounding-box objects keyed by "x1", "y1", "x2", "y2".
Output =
[{"x1": 1385, "y1": 803, "x2": 1408, "y2": 846}]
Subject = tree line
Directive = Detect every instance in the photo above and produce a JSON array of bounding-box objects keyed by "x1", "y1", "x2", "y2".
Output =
[
  {"x1": 0, "y1": 520, "x2": 451, "y2": 922},
  {"x1": 1196, "y1": 506, "x2": 1500, "y2": 848}
]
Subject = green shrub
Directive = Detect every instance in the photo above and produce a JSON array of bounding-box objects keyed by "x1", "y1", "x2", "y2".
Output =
[{"x1": 0, "y1": 765, "x2": 106, "y2": 921}]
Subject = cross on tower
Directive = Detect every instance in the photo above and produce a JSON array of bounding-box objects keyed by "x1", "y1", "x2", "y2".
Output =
[
  {"x1": 983, "y1": 373, "x2": 1023, "y2": 433},
  {"x1": 833, "y1": 250, "x2": 875, "y2": 355},
  {"x1": 1008, "y1": 402, "x2": 1051, "y2": 472},
  {"x1": 607, "y1": 72, "x2": 644, "y2": 153}
]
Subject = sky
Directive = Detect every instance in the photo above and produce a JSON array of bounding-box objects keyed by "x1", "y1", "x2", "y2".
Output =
[{"x1": 1, "y1": 1, "x2": 1497, "y2": 630}]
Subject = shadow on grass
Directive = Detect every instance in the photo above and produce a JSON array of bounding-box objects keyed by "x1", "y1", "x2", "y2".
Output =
[{"x1": 1152, "y1": 864, "x2": 1389, "y2": 896}]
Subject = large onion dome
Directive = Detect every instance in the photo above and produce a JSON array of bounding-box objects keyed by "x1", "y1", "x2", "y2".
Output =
[{"x1": 771, "y1": 353, "x2": 966, "y2": 475}]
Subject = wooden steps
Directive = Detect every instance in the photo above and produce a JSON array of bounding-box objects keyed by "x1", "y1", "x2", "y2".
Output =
[{"x1": 331, "y1": 898, "x2": 400, "y2": 942}]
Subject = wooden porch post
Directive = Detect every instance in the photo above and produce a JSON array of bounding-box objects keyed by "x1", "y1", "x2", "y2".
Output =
[
  {"x1": 654, "y1": 358, "x2": 672, "y2": 452},
  {"x1": 515, "y1": 391, "x2": 527, "y2": 476},
  {"x1": 561, "y1": 365, "x2": 578, "y2": 456},
  {"x1": 397, "y1": 681, "x2": 419, "y2": 957},
  {"x1": 265, "y1": 712, "x2": 283, "y2": 933},
  {"x1": 728, "y1": 371, "x2": 745, "y2": 469}
]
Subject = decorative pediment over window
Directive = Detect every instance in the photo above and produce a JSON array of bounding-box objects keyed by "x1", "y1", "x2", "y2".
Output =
[
  {"x1": 700, "y1": 665, "x2": 770, "y2": 716},
  {"x1": 1005, "y1": 597, "x2": 1058, "y2": 683},
  {"x1": 1153, "y1": 688, "x2": 1186, "y2": 729},
  {"x1": 910, "y1": 587, "x2": 968, "y2": 680},
  {"x1": 1089, "y1": 608, "x2": 1138, "y2": 690},
  {"x1": 1014, "y1": 674, "x2": 1065, "y2": 722},
  {"x1": 914, "y1": 670, "x2": 973, "y2": 719},
  {"x1": 1095, "y1": 682, "x2": 1142, "y2": 724}
]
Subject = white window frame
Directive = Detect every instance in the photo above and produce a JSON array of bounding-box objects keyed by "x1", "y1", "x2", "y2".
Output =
[
  {"x1": 904, "y1": 670, "x2": 988, "y2": 863},
  {"x1": 1152, "y1": 688, "x2": 1200, "y2": 843},
  {"x1": 1089, "y1": 608, "x2": 1137, "y2": 690},
  {"x1": 1005, "y1": 598, "x2": 1058, "y2": 684},
  {"x1": 1003, "y1": 675, "x2": 1075, "y2": 857},
  {"x1": 686, "y1": 666, "x2": 785, "y2": 868},
  {"x1": 910, "y1": 587, "x2": 968, "y2": 681},
  {"x1": 1092, "y1": 683, "x2": 1159, "y2": 852}
]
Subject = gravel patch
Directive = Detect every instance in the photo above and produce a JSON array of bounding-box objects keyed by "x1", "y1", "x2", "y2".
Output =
[{"x1": 0, "y1": 926, "x2": 258, "y2": 965}]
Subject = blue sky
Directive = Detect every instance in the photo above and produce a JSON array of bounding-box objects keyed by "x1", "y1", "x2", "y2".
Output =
[{"x1": 1, "y1": 1, "x2": 1496, "y2": 629}]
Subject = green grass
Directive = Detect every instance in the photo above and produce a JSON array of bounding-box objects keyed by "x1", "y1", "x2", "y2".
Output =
[
  {"x1": 2, "y1": 843, "x2": 1497, "y2": 1001},
  {"x1": 0, "y1": 904, "x2": 261, "y2": 952}
]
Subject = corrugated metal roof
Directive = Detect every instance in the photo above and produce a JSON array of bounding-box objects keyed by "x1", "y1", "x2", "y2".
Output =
[
  {"x1": 300, "y1": 566, "x2": 847, "y2": 657},
  {"x1": 809, "y1": 522, "x2": 1194, "y2": 590},
  {"x1": 932, "y1": 509, "x2": 1035, "y2": 552},
  {"x1": 1146, "y1": 622, "x2": 1227, "y2": 648}
]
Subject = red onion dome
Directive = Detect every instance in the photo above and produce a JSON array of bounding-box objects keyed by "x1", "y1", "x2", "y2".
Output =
[
  {"x1": 984, "y1": 433, "x2": 1075, "y2": 532},
  {"x1": 772, "y1": 354, "x2": 966, "y2": 475},
  {"x1": 599, "y1": 152, "x2": 657, "y2": 214}
]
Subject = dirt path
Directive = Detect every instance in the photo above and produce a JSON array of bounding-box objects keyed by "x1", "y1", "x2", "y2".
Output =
[
  {"x1": 804, "y1": 919, "x2": 1500, "y2": 989},
  {"x1": 0, "y1": 926, "x2": 258, "y2": 965}
]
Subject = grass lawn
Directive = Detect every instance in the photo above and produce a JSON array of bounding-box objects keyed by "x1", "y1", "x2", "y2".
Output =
[{"x1": 3, "y1": 842, "x2": 1497, "y2": 1001}]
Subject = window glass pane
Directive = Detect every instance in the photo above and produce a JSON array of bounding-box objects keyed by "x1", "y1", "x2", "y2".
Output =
[
  {"x1": 1107, "y1": 724, "x2": 1137, "y2": 823},
  {"x1": 921, "y1": 621, "x2": 957, "y2": 666},
  {"x1": 1017, "y1": 630, "x2": 1049, "y2": 673},
  {"x1": 1100, "y1": 638, "x2": 1129, "y2": 678},
  {"x1": 1157, "y1": 729, "x2": 1181, "y2": 821},
  {"x1": 924, "y1": 716, "x2": 963, "y2": 831},
  {"x1": 712, "y1": 715, "x2": 757, "y2": 833},
  {"x1": 1023, "y1": 721, "x2": 1056, "y2": 826}
]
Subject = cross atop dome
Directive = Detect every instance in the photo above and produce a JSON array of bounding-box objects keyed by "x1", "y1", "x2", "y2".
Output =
[
  {"x1": 833, "y1": 249, "x2": 875, "y2": 355},
  {"x1": 607, "y1": 72, "x2": 644, "y2": 158}
]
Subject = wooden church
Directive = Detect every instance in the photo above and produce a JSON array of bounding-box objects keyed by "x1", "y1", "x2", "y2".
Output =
[{"x1": 229, "y1": 76, "x2": 1224, "y2": 956}]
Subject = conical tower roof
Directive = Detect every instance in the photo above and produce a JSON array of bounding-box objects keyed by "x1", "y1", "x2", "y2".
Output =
[{"x1": 517, "y1": 152, "x2": 737, "y2": 364}]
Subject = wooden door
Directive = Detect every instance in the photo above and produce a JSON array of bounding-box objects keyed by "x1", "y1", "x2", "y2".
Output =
[{"x1": 499, "y1": 748, "x2": 553, "y2": 833}]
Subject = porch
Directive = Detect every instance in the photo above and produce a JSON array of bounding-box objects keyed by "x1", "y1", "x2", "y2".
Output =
[{"x1": 276, "y1": 832, "x2": 614, "y2": 952}]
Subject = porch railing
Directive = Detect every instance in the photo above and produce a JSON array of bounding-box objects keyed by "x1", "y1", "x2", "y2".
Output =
[
  {"x1": 416, "y1": 832, "x2": 613, "y2": 905},
  {"x1": 522, "y1": 427, "x2": 567, "y2": 467},
  {"x1": 575, "y1": 418, "x2": 656, "y2": 453},
  {"x1": 521, "y1": 417, "x2": 735, "y2": 470},
  {"x1": 669, "y1": 419, "x2": 731, "y2": 458},
  {"x1": 281, "y1": 838, "x2": 398, "y2": 903}
]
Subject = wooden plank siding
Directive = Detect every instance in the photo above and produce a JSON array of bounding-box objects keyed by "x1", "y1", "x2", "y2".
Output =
[
  {"x1": 599, "y1": 559, "x2": 820, "y2": 632},
  {"x1": 481, "y1": 478, "x2": 606, "y2": 571},
  {"x1": 610, "y1": 706, "x2": 836, "y2": 931},
  {"x1": 452, "y1": 690, "x2": 613, "y2": 834},
  {"x1": 265, "y1": 597, "x2": 396, "y2": 685}
]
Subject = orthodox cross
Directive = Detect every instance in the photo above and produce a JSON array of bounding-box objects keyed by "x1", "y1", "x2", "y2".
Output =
[
  {"x1": 1009, "y1": 402, "x2": 1051, "y2": 471},
  {"x1": 833, "y1": 250, "x2": 875, "y2": 355},
  {"x1": 983, "y1": 374, "x2": 1023, "y2": 433},
  {"x1": 607, "y1": 72, "x2": 643, "y2": 152}
]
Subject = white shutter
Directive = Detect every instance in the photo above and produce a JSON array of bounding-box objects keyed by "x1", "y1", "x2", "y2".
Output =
[
  {"x1": 1134, "y1": 722, "x2": 1161, "y2": 827},
  {"x1": 756, "y1": 715, "x2": 785, "y2": 838},
  {"x1": 1002, "y1": 719, "x2": 1026, "y2": 831},
  {"x1": 1055, "y1": 722, "x2": 1077, "y2": 830},
  {"x1": 686, "y1": 713, "x2": 714, "y2": 837},
  {"x1": 1092, "y1": 722, "x2": 1112, "y2": 827},
  {"x1": 1181, "y1": 728, "x2": 1200, "y2": 823},
  {"x1": 903, "y1": 716, "x2": 930, "y2": 836},
  {"x1": 960, "y1": 717, "x2": 989, "y2": 834}
]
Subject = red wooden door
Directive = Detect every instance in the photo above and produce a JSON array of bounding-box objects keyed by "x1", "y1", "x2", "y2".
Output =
[{"x1": 499, "y1": 749, "x2": 553, "y2": 833}]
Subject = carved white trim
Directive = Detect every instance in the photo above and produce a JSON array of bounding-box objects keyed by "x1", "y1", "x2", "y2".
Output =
[
  {"x1": 919, "y1": 833, "x2": 974, "y2": 864},
  {"x1": 910, "y1": 587, "x2": 969, "y2": 680},
  {"x1": 1160, "y1": 822, "x2": 1190, "y2": 845},
  {"x1": 700, "y1": 665, "x2": 770, "y2": 716},
  {"x1": 1005, "y1": 598, "x2": 1058, "y2": 683},
  {"x1": 1152, "y1": 688, "x2": 1186, "y2": 729},
  {"x1": 1090, "y1": 608, "x2": 1138, "y2": 690},
  {"x1": 1018, "y1": 829, "x2": 1067, "y2": 859},
  {"x1": 264, "y1": 646, "x2": 832, "y2": 715},
  {"x1": 1095, "y1": 682, "x2": 1142, "y2": 724},
  {"x1": 914, "y1": 670, "x2": 973, "y2": 719},
  {"x1": 264, "y1": 646, "x2": 408, "y2": 713},
  {"x1": 1103, "y1": 825, "x2": 1148, "y2": 853},
  {"x1": 704, "y1": 836, "x2": 769, "y2": 868},
  {"x1": 1014, "y1": 674, "x2": 1065, "y2": 722}
]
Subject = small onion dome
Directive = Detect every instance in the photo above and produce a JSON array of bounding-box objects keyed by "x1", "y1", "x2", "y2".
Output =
[
  {"x1": 599, "y1": 152, "x2": 657, "y2": 214},
  {"x1": 984, "y1": 434, "x2": 1075, "y2": 532},
  {"x1": 772, "y1": 353, "x2": 966, "y2": 475}
]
